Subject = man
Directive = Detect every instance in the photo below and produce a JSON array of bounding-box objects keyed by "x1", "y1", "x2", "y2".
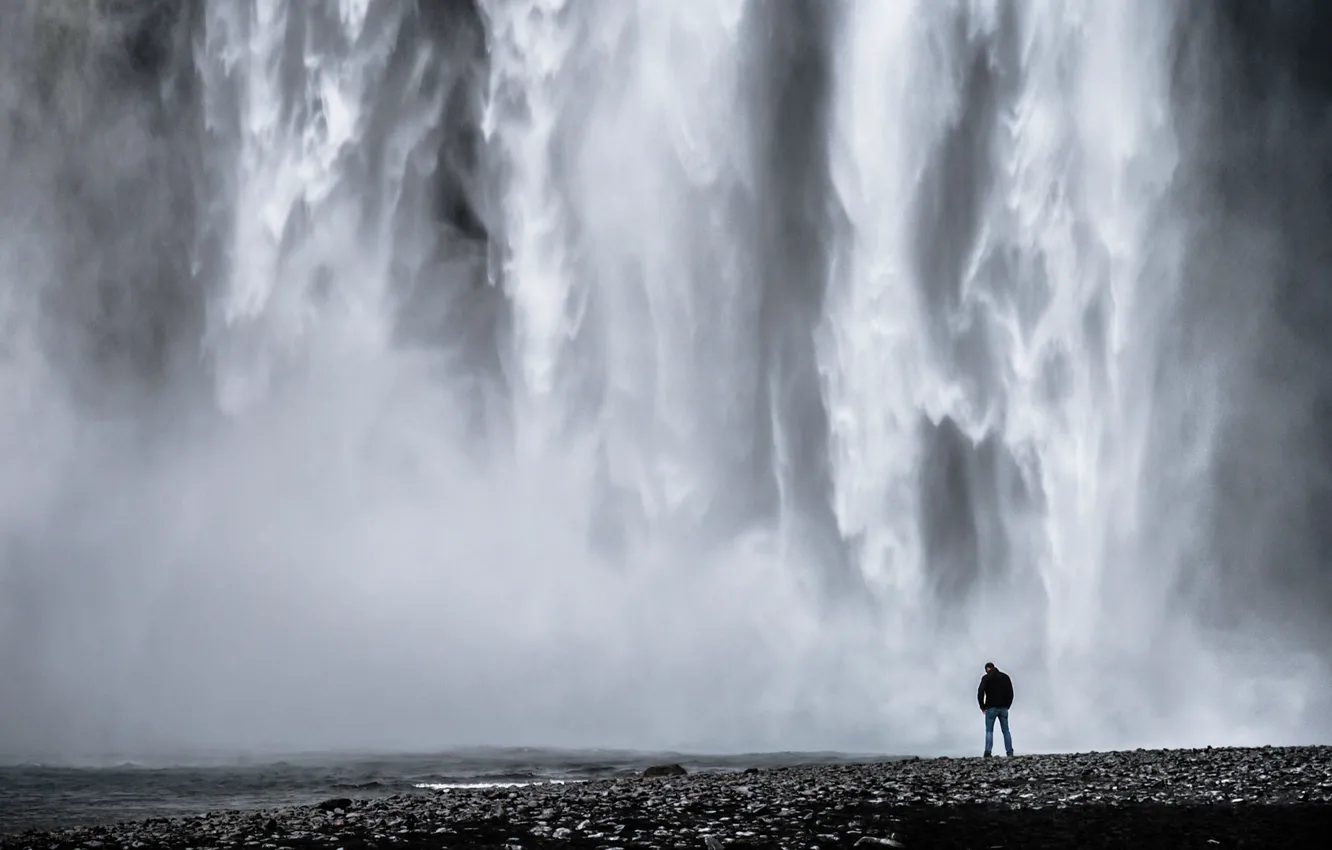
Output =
[{"x1": 976, "y1": 661, "x2": 1014, "y2": 757}]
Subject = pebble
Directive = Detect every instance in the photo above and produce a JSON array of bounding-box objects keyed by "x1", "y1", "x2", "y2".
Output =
[{"x1": 4, "y1": 746, "x2": 1332, "y2": 848}]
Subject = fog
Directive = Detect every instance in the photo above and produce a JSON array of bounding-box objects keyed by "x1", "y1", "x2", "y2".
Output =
[{"x1": 1, "y1": 0, "x2": 1331, "y2": 762}]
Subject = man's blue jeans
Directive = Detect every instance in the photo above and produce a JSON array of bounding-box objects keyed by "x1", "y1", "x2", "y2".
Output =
[{"x1": 984, "y1": 707, "x2": 1013, "y2": 756}]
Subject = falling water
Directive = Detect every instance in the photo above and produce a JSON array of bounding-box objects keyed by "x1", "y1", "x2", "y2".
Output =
[{"x1": 2, "y1": 0, "x2": 1331, "y2": 759}]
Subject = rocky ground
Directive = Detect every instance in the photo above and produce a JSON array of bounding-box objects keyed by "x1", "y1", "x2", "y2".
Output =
[{"x1": 4, "y1": 746, "x2": 1331, "y2": 849}]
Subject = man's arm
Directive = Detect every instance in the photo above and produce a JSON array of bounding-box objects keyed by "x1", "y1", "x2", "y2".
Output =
[{"x1": 977, "y1": 678, "x2": 986, "y2": 710}]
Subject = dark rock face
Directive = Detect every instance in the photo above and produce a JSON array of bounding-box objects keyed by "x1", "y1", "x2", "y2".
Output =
[
  {"x1": 641, "y1": 763, "x2": 688, "y2": 778},
  {"x1": 3, "y1": 746, "x2": 1331, "y2": 848}
]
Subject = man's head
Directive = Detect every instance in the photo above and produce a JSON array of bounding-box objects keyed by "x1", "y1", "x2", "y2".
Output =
[{"x1": 984, "y1": 662, "x2": 995, "y2": 672}]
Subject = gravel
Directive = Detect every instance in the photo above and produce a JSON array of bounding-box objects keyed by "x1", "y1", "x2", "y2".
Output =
[{"x1": 4, "y1": 745, "x2": 1331, "y2": 848}]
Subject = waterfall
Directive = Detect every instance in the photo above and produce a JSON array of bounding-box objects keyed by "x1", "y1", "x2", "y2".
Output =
[{"x1": 1, "y1": 0, "x2": 1331, "y2": 758}]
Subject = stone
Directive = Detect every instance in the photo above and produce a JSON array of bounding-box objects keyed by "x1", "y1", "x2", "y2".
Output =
[{"x1": 5, "y1": 746, "x2": 1332, "y2": 848}]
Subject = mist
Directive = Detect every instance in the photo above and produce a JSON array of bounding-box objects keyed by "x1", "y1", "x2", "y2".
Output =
[{"x1": 1, "y1": 0, "x2": 1331, "y2": 762}]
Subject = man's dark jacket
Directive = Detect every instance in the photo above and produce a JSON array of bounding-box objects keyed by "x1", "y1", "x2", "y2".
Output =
[{"x1": 977, "y1": 668, "x2": 1014, "y2": 710}]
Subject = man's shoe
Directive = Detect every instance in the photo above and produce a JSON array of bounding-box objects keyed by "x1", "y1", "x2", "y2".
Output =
[{"x1": 983, "y1": 752, "x2": 992, "y2": 758}]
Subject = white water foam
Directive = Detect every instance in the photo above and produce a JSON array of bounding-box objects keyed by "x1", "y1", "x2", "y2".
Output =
[
  {"x1": 0, "y1": 0, "x2": 1329, "y2": 759},
  {"x1": 413, "y1": 780, "x2": 579, "y2": 791}
]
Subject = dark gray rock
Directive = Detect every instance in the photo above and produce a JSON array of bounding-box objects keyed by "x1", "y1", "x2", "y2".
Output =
[
  {"x1": 641, "y1": 763, "x2": 688, "y2": 778},
  {"x1": 4, "y1": 746, "x2": 1332, "y2": 848}
]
